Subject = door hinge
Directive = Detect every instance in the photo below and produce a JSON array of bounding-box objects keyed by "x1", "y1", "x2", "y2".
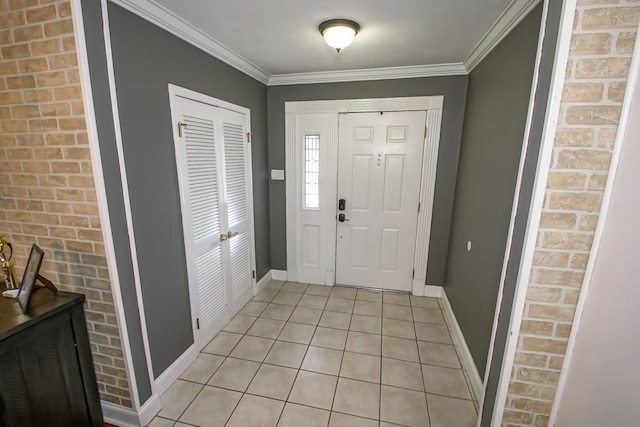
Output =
[
  {"x1": 424, "y1": 127, "x2": 427, "y2": 139},
  {"x1": 412, "y1": 269, "x2": 415, "y2": 279},
  {"x1": 418, "y1": 202, "x2": 421, "y2": 213},
  {"x1": 178, "y1": 121, "x2": 187, "y2": 137},
  {"x1": 247, "y1": 132, "x2": 252, "y2": 144},
  {"x1": 252, "y1": 270, "x2": 256, "y2": 279},
  {"x1": 196, "y1": 318, "x2": 200, "y2": 330}
]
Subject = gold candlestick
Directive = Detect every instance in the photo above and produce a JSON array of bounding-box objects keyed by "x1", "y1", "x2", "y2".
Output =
[{"x1": 0, "y1": 235, "x2": 18, "y2": 290}]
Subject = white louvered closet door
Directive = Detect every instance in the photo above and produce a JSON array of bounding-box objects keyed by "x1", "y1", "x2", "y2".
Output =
[
  {"x1": 172, "y1": 92, "x2": 255, "y2": 352},
  {"x1": 173, "y1": 97, "x2": 227, "y2": 349},
  {"x1": 219, "y1": 109, "x2": 253, "y2": 302}
]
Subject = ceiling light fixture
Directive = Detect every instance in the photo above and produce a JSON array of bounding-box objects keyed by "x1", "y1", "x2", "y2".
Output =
[{"x1": 319, "y1": 19, "x2": 360, "y2": 52}]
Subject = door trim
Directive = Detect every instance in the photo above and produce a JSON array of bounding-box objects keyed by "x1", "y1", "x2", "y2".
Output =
[
  {"x1": 285, "y1": 97, "x2": 444, "y2": 294},
  {"x1": 168, "y1": 84, "x2": 258, "y2": 346}
]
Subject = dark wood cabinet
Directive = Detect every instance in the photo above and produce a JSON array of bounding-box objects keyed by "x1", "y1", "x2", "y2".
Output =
[{"x1": 0, "y1": 289, "x2": 104, "y2": 427}]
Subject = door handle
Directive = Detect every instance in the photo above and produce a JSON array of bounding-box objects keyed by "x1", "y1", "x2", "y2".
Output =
[
  {"x1": 220, "y1": 231, "x2": 239, "y2": 242},
  {"x1": 338, "y1": 213, "x2": 350, "y2": 222}
]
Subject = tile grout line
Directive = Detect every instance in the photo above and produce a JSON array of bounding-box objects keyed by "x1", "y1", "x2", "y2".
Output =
[
  {"x1": 411, "y1": 294, "x2": 432, "y2": 427},
  {"x1": 277, "y1": 281, "x2": 318, "y2": 423},
  {"x1": 325, "y1": 285, "x2": 351, "y2": 420},
  {"x1": 256, "y1": 281, "x2": 301, "y2": 426},
  {"x1": 224, "y1": 307, "x2": 284, "y2": 426},
  {"x1": 379, "y1": 303, "x2": 384, "y2": 424},
  {"x1": 162, "y1": 284, "x2": 471, "y2": 426},
  {"x1": 225, "y1": 301, "x2": 276, "y2": 427},
  {"x1": 171, "y1": 382, "x2": 205, "y2": 423}
]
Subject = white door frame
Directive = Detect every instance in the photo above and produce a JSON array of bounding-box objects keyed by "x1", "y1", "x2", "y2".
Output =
[
  {"x1": 168, "y1": 84, "x2": 259, "y2": 341},
  {"x1": 285, "y1": 96, "x2": 444, "y2": 295}
]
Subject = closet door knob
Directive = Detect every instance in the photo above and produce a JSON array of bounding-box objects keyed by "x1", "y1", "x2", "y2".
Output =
[{"x1": 219, "y1": 233, "x2": 229, "y2": 242}]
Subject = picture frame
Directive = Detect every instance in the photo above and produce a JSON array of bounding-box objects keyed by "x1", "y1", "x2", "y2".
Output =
[{"x1": 17, "y1": 244, "x2": 45, "y2": 314}]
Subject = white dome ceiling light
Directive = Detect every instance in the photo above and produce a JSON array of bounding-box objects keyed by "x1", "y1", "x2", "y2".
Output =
[{"x1": 319, "y1": 19, "x2": 360, "y2": 52}]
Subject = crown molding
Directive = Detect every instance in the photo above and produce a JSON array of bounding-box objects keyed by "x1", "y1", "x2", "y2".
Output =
[
  {"x1": 285, "y1": 96, "x2": 444, "y2": 114},
  {"x1": 108, "y1": 0, "x2": 541, "y2": 86},
  {"x1": 109, "y1": 0, "x2": 270, "y2": 84},
  {"x1": 268, "y1": 63, "x2": 468, "y2": 86},
  {"x1": 464, "y1": 0, "x2": 542, "y2": 72}
]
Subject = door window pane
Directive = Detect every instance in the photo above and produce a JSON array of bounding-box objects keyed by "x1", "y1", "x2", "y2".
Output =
[{"x1": 304, "y1": 134, "x2": 320, "y2": 209}]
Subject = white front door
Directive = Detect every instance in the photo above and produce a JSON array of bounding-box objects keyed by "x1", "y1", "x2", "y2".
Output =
[
  {"x1": 171, "y1": 92, "x2": 255, "y2": 351},
  {"x1": 336, "y1": 111, "x2": 427, "y2": 291}
]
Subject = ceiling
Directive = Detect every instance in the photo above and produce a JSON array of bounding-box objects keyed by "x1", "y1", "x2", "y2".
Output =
[{"x1": 115, "y1": 0, "x2": 539, "y2": 83}]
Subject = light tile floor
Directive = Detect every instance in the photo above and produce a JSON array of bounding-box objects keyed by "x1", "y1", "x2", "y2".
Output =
[{"x1": 149, "y1": 281, "x2": 478, "y2": 427}]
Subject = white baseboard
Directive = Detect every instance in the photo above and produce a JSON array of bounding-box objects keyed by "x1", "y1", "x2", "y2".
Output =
[
  {"x1": 256, "y1": 270, "x2": 273, "y2": 293},
  {"x1": 440, "y1": 289, "x2": 484, "y2": 401},
  {"x1": 138, "y1": 394, "x2": 162, "y2": 426},
  {"x1": 271, "y1": 269, "x2": 288, "y2": 281},
  {"x1": 423, "y1": 285, "x2": 444, "y2": 298},
  {"x1": 102, "y1": 401, "x2": 140, "y2": 427},
  {"x1": 412, "y1": 280, "x2": 444, "y2": 298},
  {"x1": 154, "y1": 344, "x2": 198, "y2": 396},
  {"x1": 102, "y1": 394, "x2": 161, "y2": 427}
]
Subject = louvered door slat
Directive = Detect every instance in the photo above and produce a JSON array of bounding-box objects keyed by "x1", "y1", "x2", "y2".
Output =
[
  {"x1": 223, "y1": 122, "x2": 248, "y2": 228},
  {"x1": 184, "y1": 113, "x2": 220, "y2": 243},
  {"x1": 196, "y1": 246, "x2": 226, "y2": 327},
  {"x1": 230, "y1": 233, "x2": 251, "y2": 298},
  {"x1": 221, "y1": 114, "x2": 253, "y2": 303}
]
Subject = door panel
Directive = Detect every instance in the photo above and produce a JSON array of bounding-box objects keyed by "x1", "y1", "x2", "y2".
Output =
[
  {"x1": 195, "y1": 246, "x2": 226, "y2": 327},
  {"x1": 223, "y1": 119, "x2": 248, "y2": 228},
  {"x1": 354, "y1": 126, "x2": 374, "y2": 143},
  {"x1": 351, "y1": 155, "x2": 372, "y2": 210},
  {"x1": 229, "y1": 233, "x2": 251, "y2": 299},
  {"x1": 175, "y1": 98, "x2": 227, "y2": 344},
  {"x1": 380, "y1": 228, "x2": 400, "y2": 271},
  {"x1": 387, "y1": 126, "x2": 409, "y2": 143},
  {"x1": 383, "y1": 155, "x2": 406, "y2": 212},
  {"x1": 349, "y1": 226, "x2": 369, "y2": 268},
  {"x1": 336, "y1": 111, "x2": 427, "y2": 291},
  {"x1": 302, "y1": 225, "x2": 321, "y2": 267},
  {"x1": 220, "y1": 109, "x2": 253, "y2": 302},
  {"x1": 184, "y1": 115, "x2": 221, "y2": 242}
]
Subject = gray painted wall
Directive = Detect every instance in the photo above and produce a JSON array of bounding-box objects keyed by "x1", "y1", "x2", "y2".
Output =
[
  {"x1": 81, "y1": 0, "x2": 152, "y2": 404},
  {"x1": 444, "y1": 4, "x2": 543, "y2": 376},
  {"x1": 481, "y1": 1, "x2": 562, "y2": 424},
  {"x1": 107, "y1": 3, "x2": 269, "y2": 377},
  {"x1": 267, "y1": 77, "x2": 469, "y2": 286}
]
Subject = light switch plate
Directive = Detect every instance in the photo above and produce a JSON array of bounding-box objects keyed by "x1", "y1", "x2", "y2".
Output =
[{"x1": 271, "y1": 169, "x2": 285, "y2": 180}]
